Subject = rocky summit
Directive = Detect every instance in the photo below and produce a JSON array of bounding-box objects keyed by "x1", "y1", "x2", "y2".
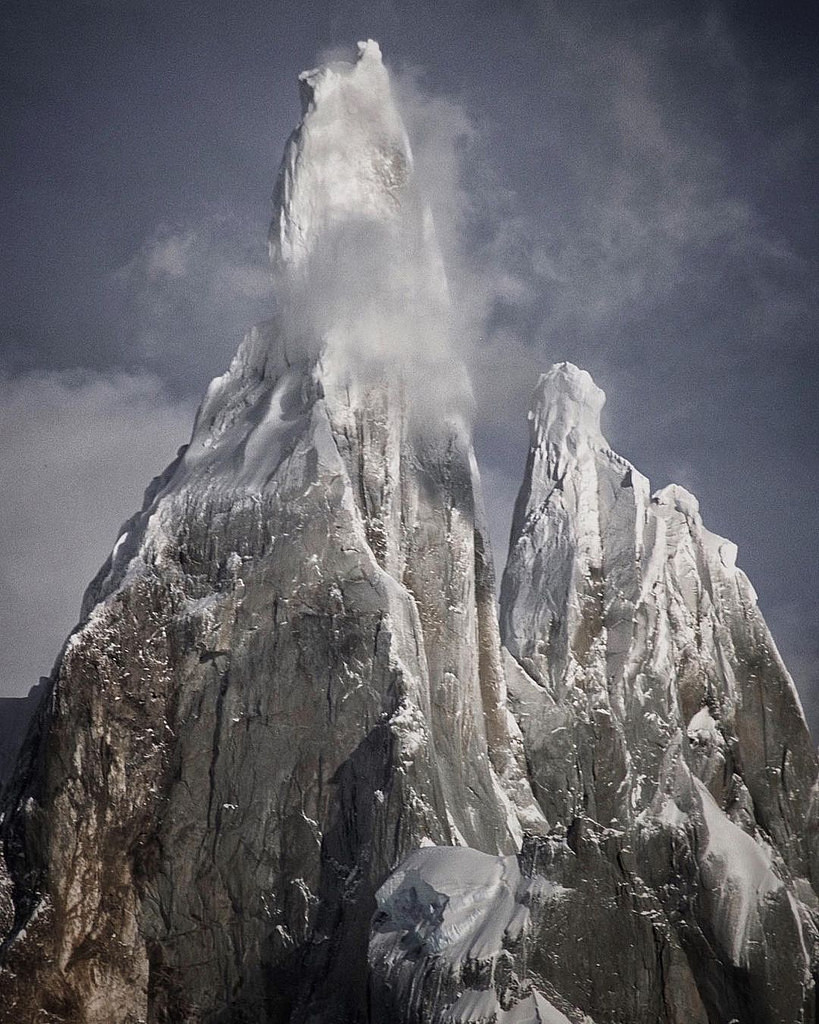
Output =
[{"x1": 1, "y1": 41, "x2": 817, "y2": 1024}]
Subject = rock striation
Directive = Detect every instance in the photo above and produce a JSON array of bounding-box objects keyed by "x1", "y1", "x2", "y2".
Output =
[{"x1": 1, "y1": 40, "x2": 817, "y2": 1024}]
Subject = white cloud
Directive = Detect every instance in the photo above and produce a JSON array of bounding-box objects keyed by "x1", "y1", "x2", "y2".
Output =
[
  {"x1": 114, "y1": 208, "x2": 274, "y2": 381},
  {"x1": 144, "y1": 231, "x2": 197, "y2": 279}
]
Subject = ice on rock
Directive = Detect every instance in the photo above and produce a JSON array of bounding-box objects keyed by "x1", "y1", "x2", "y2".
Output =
[
  {"x1": 270, "y1": 40, "x2": 413, "y2": 271},
  {"x1": 499, "y1": 360, "x2": 819, "y2": 1023}
]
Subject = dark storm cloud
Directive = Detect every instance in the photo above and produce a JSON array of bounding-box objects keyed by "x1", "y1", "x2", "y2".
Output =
[{"x1": 1, "y1": 0, "x2": 817, "y2": 731}]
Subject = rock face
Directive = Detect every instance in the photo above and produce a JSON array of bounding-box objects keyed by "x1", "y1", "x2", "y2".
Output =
[
  {"x1": 1, "y1": 40, "x2": 817, "y2": 1024},
  {"x1": 0, "y1": 41, "x2": 540, "y2": 1024},
  {"x1": 496, "y1": 363, "x2": 819, "y2": 1023},
  {"x1": 366, "y1": 363, "x2": 819, "y2": 1024}
]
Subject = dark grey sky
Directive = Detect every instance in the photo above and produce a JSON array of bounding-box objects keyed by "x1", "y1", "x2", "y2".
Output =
[{"x1": 2, "y1": 1, "x2": 818, "y2": 732}]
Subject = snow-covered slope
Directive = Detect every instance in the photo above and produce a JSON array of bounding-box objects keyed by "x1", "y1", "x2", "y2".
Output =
[
  {"x1": 369, "y1": 846, "x2": 588, "y2": 1024},
  {"x1": 0, "y1": 42, "x2": 540, "y2": 1024}
]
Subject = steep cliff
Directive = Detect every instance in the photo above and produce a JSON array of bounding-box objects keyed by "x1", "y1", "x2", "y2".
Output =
[
  {"x1": 497, "y1": 363, "x2": 819, "y2": 1022},
  {"x1": 0, "y1": 42, "x2": 540, "y2": 1024}
]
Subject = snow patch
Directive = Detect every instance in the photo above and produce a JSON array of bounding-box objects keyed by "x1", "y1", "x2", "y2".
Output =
[
  {"x1": 389, "y1": 698, "x2": 429, "y2": 766},
  {"x1": 375, "y1": 846, "x2": 524, "y2": 962},
  {"x1": 687, "y1": 706, "x2": 724, "y2": 749},
  {"x1": 444, "y1": 988, "x2": 572, "y2": 1024},
  {"x1": 694, "y1": 778, "x2": 781, "y2": 965},
  {"x1": 111, "y1": 532, "x2": 129, "y2": 560}
]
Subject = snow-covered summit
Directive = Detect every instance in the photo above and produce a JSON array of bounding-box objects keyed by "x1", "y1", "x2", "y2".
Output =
[
  {"x1": 110, "y1": 42, "x2": 457, "y2": 520},
  {"x1": 529, "y1": 361, "x2": 606, "y2": 448},
  {"x1": 259, "y1": 39, "x2": 454, "y2": 412},
  {"x1": 270, "y1": 39, "x2": 417, "y2": 272},
  {"x1": 502, "y1": 359, "x2": 817, "y2": 868}
]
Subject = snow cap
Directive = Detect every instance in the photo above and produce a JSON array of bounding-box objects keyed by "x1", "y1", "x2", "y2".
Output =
[
  {"x1": 653, "y1": 483, "x2": 700, "y2": 518},
  {"x1": 270, "y1": 39, "x2": 414, "y2": 271},
  {"x1": 529, "y1": 362, "x2": 606, "y2": 448}
]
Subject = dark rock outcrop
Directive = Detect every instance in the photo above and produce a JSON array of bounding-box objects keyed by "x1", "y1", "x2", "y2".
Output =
[{"x1": 0, "y1": 679, "x2": 46, "y2": 792}]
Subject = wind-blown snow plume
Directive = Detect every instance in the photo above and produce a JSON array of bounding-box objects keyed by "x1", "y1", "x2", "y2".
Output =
[{"x1": 266, "y1": 40, "x2": 468, "y2": 427}]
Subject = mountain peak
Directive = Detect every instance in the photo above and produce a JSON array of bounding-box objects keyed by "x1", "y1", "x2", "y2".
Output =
[
  {"x1": 355, "y1": 37, "x2": 383, "y2": 64},
  {"x1": 270, "y1": 39, "x2": 414, "y2": 272},
  {"x1": 297, "y1": 39, "x2": 387, "y2": 115},
  {"x1": 529, "y1": 361, "x2": 606, "y2": 448}
]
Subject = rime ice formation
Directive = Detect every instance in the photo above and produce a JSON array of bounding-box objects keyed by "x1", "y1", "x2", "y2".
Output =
[
  {"x1": 494, "y1": 362, "x2": 819, "y2": 1023},
  {"x1": 1, "y1": 42, "x2": 817, "y2": 1024},
  {"x1": 270, "y1": 40, "x2": 411, "y2": 269}
]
